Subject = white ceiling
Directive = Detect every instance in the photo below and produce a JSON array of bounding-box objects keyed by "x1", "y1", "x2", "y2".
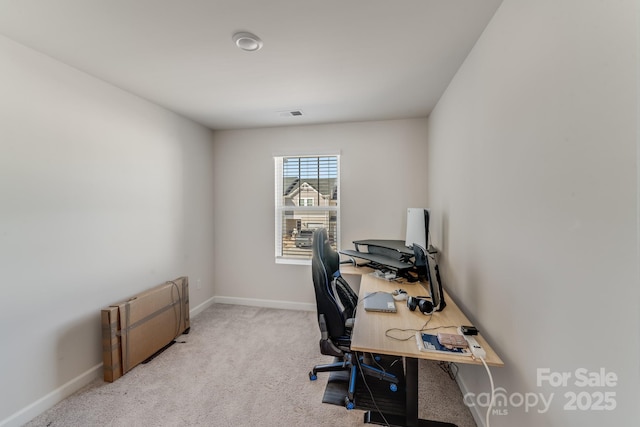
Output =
[{"x1": 0, "y1": 0, "x2": 502, "y2": 130}]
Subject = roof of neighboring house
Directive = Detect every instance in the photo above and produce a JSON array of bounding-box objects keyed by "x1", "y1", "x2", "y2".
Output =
[{"x1": 283, "y1": 178, "x2": 338, "y2": 200}]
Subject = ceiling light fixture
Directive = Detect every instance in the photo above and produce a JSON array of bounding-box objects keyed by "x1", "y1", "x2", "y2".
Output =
[{"x1": 232, "y1": 31, "x2": 263, "y2": 52}]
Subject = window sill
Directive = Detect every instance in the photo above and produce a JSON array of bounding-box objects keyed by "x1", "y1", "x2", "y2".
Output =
[{"x1": 275, "y1": 257, "x2": 312, "y2": 266}]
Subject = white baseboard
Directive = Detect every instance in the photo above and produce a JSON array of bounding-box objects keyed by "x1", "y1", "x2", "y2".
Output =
[
  {"x1": 189, "y1": 294, "x2": 217, "y2": 317},
  {"x1": 0, "y1": 363, "x2": 102, "y2": 427},
  {"x1": 455, "y1": 369, "x2": 485, "y2": 427},
  {"x1": 213, "y1": 295, "x2": 316, "y2": 312},
  {"x1": 1, "y1": 295, "x2": 311, "y2": 427}
]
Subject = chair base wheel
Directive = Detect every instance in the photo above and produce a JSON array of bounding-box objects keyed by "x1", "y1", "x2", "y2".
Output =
[{"x1": 345, "y1": 396, "x2": 355, "y2": 410}]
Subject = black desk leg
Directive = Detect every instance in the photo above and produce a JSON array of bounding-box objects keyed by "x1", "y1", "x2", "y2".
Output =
[{"x1": 364, "y1": 357, "x2": 458, "y2": 427}]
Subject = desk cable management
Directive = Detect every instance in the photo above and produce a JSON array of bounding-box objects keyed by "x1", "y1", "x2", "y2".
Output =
[
  {"x1": 383, "y1": 315, "x2": 497, "y2": 427},
  {"x1": 353, "y1": 292, "x2": 497, "y2": 426},
  {"x1": 353, "y1": 295, "x2": 457, "y2": 426},
  {"x1": 477, "y1": 355, "x2": 496, "y2": 427},
  {"x1": 350, "y1": 293, "x2": 398, "y2": 427},
  {"x1": 353, "y1": 353, "x2": 394, "y2": 427}
]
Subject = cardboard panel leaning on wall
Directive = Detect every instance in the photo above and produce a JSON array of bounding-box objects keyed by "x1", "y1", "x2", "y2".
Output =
[{"x1": 102, "y1": 277, "x2": 190, "y2": 382}]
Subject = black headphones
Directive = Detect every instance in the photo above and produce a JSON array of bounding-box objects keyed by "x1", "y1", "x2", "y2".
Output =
[{"x1": 407, "y1": 296, "x2": 434, "y2": 315}]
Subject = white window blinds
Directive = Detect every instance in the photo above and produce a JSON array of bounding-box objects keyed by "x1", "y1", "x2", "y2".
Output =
[{"x1": 274, "y1": 155, "x2": 340, "y2": 262}]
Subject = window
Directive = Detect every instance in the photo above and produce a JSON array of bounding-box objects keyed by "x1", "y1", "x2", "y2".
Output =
[{"x1": 274, "y1": 155, "x2": 340, "y2": 263}]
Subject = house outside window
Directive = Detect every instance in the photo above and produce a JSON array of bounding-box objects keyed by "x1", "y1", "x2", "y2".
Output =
[{"x1": 274, "y1": 155, "x2": 339, "y2": 263}]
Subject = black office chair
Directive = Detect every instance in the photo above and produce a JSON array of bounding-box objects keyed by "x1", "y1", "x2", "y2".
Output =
[{"x1": 308, "y1": 228, "x2": 398, "y2": 409}]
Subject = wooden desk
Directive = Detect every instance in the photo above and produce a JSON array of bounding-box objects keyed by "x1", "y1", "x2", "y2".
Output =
[
  {"x1": 350, "y1": 272, "x2": 504, "y2": 426},
  {"x1": 339, "y1": 263, "x2": 375, "y2": 276}
]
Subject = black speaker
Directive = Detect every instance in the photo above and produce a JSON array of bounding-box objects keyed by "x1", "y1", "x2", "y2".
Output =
[{"x1": 406, "y1": 296, "x2": 434, "y2": 315}]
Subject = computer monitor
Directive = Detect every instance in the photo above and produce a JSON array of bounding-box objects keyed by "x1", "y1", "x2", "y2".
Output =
[
  {"x1": 412, "y1": 244, "x2": 446, "y2": 312},
  {"x1": 405, "y1": 208, "x2": 429, "y2": 250},
  {"x1": 425, "y1": 250, "x2": 446, "y2": 311}
]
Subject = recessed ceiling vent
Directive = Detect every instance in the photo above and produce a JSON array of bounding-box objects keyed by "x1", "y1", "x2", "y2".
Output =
[{"x1": 278, "y1": 110, "x2": 304, "y2": 118}]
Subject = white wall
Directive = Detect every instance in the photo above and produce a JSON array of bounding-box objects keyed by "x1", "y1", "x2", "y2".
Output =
[
  {"x1": 211, "y1": 118, "x2": 428, "y2": 308},
  {"x1": 0, "y1": 35, "x2": 216, "y2": 425},
  {"x1": 426, "y1": 1, "x2": 638, "y2": 426}
]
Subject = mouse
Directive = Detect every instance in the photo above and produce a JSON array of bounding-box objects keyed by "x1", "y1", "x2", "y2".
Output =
[{"x1": 392, "y1": 289, "x2": 409, "y2": 301}]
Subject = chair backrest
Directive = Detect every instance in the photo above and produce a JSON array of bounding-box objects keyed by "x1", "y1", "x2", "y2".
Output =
[{"x1": 311, "y1": 228, "x2": 357, "y2": 339}]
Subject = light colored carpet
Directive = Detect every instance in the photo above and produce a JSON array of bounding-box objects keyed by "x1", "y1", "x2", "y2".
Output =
[{"x1": 24, "y1": 304, "x2": 476, "y2": 426}]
